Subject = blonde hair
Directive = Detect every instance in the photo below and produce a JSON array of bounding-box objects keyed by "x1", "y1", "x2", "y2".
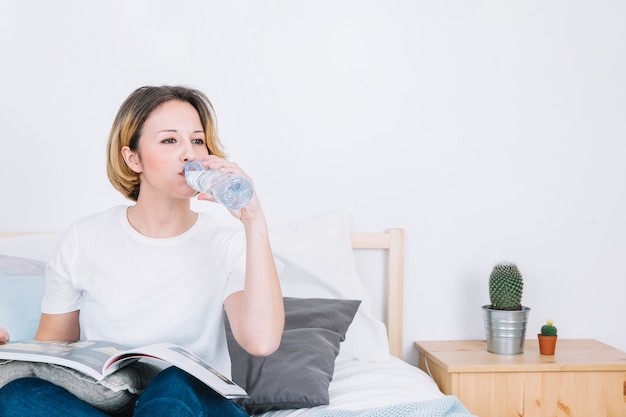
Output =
[{"x1": 106, "y1": 86, "x2": 225, "y2": 201}]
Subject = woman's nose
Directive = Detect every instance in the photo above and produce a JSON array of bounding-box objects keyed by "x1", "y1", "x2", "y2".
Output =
[{"x1": 181, "y1": 142, "x2": 194, "y2": 162}]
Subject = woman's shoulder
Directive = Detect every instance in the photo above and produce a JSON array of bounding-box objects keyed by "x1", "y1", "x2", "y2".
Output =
[
  {"x1": 71, "y1": 205, "x2": 126, "y2": 225},
  {"x1": 62, "y1": 206, "x2": 128, "y2": 236},
  {"x1": 52, "y1": 206, "x2": 129, "y2": 257}
]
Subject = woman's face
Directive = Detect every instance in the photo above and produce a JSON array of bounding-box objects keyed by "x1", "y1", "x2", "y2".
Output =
[{"x1": 128, "y1": 99, "x2": 210, "y2": 200}]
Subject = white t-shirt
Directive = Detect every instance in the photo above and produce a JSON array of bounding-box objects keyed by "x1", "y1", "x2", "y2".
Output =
[{"x1": 41, "y1": 205, "x2": 246, "y2": 377}]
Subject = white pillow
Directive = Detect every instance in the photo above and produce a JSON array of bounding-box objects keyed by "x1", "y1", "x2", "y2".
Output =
[
  {"x1": 340, "y1": 309, "x2": 389, "y2": 361},
  {"x1": 270, "y1": 212, "x2": 389, "y2": 361}
]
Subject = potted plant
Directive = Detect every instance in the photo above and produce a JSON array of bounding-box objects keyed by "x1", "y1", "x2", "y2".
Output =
[
  {"x1": 538, "y1": 319, "x2": 558, "y2": 355},
  {"x1": 481, "y1": 262, "x2": 531, "y2": 355}
]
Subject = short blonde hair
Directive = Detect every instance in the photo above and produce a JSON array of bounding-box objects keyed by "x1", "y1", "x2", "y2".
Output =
[{"x1": 106, "y1": 86, "x2": 225, "y2": 201}]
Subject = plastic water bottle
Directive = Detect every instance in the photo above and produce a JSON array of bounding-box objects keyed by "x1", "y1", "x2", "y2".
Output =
[{"x1": 184, "y1": 161, "x2": 253, "y2": 210}]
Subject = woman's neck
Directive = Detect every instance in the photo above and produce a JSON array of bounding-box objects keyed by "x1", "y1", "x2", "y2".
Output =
[{"x1": 126, "y1": 199, "x2": 197, "y2": 238}]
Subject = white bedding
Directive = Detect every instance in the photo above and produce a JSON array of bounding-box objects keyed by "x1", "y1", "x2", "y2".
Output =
[{"x1": 253, "y1": 355, "x2": 444, "y2": 417}]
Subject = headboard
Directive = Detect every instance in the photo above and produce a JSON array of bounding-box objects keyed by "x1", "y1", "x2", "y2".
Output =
[{"x1": 350, "y1": 228, "x2": 405, "y2": 359}]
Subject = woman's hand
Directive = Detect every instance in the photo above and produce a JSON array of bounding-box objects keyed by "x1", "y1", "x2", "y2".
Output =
[
  {"x1": 0, "y1": 327, "x2": 9, "y2": 344},
  {"x1": 194, "y1": 156, "x2": 263, "y2": 222}
]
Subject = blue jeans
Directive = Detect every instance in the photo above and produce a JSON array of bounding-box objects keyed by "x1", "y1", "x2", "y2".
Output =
[{"x1": 0, "y1": 367, "x2": 249, "y2": 417}]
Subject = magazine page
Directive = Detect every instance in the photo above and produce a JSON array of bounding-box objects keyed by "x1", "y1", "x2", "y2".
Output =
[
  {"x1": 0, "y1": 340, "x2": 131, "y2": 380},
  {"x1": 0, "y1": 340, "x2": 247, "y2": 398},
  {"x1": 107, "y1": 342, "x2": 248, "y2": 399}
]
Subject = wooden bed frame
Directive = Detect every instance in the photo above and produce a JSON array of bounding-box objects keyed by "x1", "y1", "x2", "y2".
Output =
[
  {"x1": 350, "y1": 228, "x2": 405, "y2": 359},
  {"x1": 1, "y1": 228, "x2": 406, "y2": 358}
]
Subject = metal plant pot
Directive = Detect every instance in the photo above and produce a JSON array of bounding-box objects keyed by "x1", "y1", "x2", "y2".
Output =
[{"x1": 482, "y1": 305, "x2": 531, "y2": 354}]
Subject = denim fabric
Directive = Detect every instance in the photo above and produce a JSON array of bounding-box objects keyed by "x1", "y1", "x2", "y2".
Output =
[{"x1": 0, "y1": 367, "x2": 249, "y2": 417}]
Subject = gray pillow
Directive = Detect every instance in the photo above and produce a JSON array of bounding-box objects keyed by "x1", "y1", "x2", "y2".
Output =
[{"x1": 225, "y1": 297, "x2": 360, "y2": 414}]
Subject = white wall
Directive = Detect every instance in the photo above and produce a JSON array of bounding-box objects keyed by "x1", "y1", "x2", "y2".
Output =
[{"x1": 2, "y1": 1, "x2": 625, "y2": 363}]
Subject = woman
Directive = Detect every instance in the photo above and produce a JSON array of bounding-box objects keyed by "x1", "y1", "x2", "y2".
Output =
[{"x1": 0, "y1": 85, "x2": 284, "y2": 416}]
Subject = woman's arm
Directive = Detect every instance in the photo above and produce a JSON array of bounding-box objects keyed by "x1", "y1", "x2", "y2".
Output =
[
  {"x1": 35, "y1": 311, "x2": 80, "y2": 342},
  {"x1": 224, "y1": 216, "x2": 284, "y2": 357},
  {"x1": 197, "y1": 157, "x2": 285, "y2": 356}
]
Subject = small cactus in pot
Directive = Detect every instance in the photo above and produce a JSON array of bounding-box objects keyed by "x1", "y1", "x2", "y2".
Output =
[
  {"x1": 538, "y1": 319, "x2": 558, "y2": 355},
  {"x1": 488, "y1": 262, "x2": 524, "y2": 311}
]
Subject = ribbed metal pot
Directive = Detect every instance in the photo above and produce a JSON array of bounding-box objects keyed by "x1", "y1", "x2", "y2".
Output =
[{"x1": 482, "y1": 305, "x2": 530, "y2": 354}]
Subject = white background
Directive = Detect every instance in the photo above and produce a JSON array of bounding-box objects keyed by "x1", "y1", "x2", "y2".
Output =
[{"x1": 1, "y1": 1, "x2": 625, "y2": 362}]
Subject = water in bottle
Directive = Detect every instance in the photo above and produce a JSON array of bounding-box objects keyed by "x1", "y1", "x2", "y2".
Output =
[{"x1": 184, "y1": 161, "x2": 253, "y2": 210}]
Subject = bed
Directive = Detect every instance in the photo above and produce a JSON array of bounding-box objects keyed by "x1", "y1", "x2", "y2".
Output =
[{"x1": 0, "y1": 211, "x2": 475, "y2": 417}]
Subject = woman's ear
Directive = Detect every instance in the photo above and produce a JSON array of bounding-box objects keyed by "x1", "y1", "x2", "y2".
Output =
[{"x1": 121, "y1": 146, "x2": 142, "y2": 173}]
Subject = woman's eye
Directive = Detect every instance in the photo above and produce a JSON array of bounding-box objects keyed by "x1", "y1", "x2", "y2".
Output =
[
  {"x1": 162, "y1": 138, "x2": 176, "y2": 144},
  {"x1": 192, "y1": 138, "x2": 205, "y2": 145}
]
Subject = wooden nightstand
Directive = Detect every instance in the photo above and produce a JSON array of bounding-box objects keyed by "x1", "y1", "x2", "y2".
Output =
[{"x1": 414, "y1": 339, "x2": 626, "y2": 417}]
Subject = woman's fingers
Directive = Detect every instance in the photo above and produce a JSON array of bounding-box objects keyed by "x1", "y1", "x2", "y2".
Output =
[{"x1": 0, "y1": 327, "x2": 9, "y2": 344}]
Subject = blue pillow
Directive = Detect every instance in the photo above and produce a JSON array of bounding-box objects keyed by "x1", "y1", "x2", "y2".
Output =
[{"x1": 0, "y1": 255, "x2": 45, "y2": 341}]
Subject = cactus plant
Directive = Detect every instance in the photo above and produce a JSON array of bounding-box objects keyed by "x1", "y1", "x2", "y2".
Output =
[
  {"x1": 538, "y1": 319, "x2": 558, "y2": 354},
  {"x1": 488, "y1": 262, "x2": 523, "y2": 311},
  {"x1": 540, "y1": 319, "x2": 557, "y2": 336}
]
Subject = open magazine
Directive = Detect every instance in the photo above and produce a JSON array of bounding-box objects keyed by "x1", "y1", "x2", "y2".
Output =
[{"x1": 0, "y1": 340, "x2": 247, "y2": 399}]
